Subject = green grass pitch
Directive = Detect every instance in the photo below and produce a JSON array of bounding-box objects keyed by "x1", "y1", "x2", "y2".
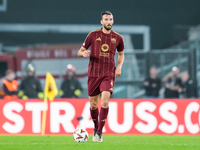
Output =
[{"x1": 0, "y1": 135, "x2": 200, "y2": 150}]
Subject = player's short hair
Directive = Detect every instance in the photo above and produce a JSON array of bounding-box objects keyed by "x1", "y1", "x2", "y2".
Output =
[{"x1": 101, "y1": 11, "x2": 113, "y2": 19}]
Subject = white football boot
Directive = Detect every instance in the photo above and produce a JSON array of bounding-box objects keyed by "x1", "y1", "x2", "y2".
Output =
[
  {"x1": 95, "y1": 133, "x2": 103, "y2": 143},
  {"x1": 92, "y1": 129, "x2": 97, "y2": 142}
]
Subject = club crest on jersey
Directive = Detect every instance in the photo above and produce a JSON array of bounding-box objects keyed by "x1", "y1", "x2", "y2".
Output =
[
  {"x1": 96, "y1": 37, "x2": 101, "y2": 41},
  {"x1": 101, "y1": 44, "x2": 109, "y2": 52},
  {"x1": 111, "y1": 38, "x2": 116, "y2": 44}
]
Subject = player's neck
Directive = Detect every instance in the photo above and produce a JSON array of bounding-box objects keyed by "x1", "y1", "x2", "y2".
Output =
[{"x1": 102, "y1": 27, "x2": 111, "y2": 34}]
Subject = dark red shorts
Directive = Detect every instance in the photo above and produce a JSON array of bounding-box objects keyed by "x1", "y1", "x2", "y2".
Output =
[{"x1": 88, "y1": 76, "x2": 115, "y2": 96}]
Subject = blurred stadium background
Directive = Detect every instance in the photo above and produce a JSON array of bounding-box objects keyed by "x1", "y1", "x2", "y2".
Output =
[{"x1": 0, "y1": 0, "x2": 200, "y2": 98}]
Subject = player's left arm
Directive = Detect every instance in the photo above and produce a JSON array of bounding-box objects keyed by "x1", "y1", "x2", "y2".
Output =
[{"x1": 115, "y1": 50, "x2": 124, "y2": 78}]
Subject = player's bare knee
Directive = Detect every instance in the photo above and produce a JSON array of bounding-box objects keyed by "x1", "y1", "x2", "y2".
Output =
[
  {"x1": 101, "y1": 100, "x2": 109, "y2": 108},
  {"x1": 90, "y1": 105, "x2": 97, "y2": 110},
  {"x1": 90, "y1": 102, "x2": 98, "y2": 110}
]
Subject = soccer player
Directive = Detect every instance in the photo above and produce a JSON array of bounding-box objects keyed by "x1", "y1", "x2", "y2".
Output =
[{"x1": 78, "y1": 11, "x2": 124, "y2": 142}]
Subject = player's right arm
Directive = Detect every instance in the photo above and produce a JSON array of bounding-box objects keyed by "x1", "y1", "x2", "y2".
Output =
[
  {"x1": 78, "y1": 32, "x2": 92, "y2": 57},
  {"x1": 78, "y1": 46, "x2": 90, "y2": 57}
]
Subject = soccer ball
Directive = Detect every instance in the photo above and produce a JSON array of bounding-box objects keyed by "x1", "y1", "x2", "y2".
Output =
[{"x1": 73, "y1": 128, "x2": 89, "y2": 143}]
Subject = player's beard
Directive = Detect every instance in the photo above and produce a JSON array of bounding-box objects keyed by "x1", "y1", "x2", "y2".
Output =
[{"x1": 104, "y1": 24, "x2": 112, "y2": 31}]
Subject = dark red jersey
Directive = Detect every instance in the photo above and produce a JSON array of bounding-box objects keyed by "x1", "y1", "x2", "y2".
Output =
[{"x1": 82, "y1": 28, "x2": 124, "y2": 77}]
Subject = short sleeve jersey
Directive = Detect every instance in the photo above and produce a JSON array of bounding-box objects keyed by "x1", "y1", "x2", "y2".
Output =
[{"x1": 82, "y1": 28, "x2": 124, "y2": 77}]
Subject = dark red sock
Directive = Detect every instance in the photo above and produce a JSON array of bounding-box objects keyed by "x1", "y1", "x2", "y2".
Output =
[
  {"x1": 97, "y1": 107, "x2": 109, "y2": 133},
  {"x1": 90, "y1": 108, "x2": 99, "y2": 129}
]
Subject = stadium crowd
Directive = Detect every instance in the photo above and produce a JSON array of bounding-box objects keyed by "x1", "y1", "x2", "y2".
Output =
[
  {"x1": 144, "y1": 66, "x2": 195, "y2": 98},
  {"x1": 0, "y1": 64, "x2": 195, "y2": 100},
  {"x1": 1, "y1": 64, "x2": 82, "y2": 100}
]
